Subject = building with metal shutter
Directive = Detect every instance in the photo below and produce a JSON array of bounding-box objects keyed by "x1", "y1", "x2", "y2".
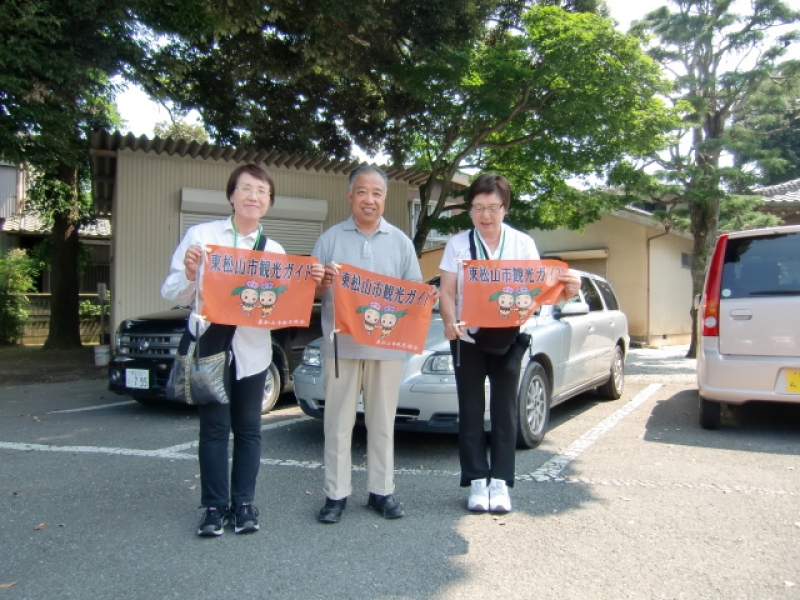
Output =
[{"x1": 88, "y1": 131, "x2": 440, "y2": 339}]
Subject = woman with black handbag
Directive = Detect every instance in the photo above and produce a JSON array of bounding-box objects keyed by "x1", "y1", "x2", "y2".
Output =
[
  {"x1": 438, "y1": 174, "x2": 580, "y2": 514},
  {"x1": 161, "y1": 164, "x2": 324, "y2": 536}
]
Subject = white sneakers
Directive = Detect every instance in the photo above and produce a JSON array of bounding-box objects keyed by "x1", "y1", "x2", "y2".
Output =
[
  {"x1": 467, "y1": 479, "x2": 489, "y2": 512},
  {"x1": 467, "y1": 478, "x2": 512, "y2": 513},
  {"x1": 488, "y1": 478, "x2": 512, "y2": 513}
]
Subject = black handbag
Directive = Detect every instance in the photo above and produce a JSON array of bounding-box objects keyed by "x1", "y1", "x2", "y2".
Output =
[
  {"x1": 165, "y1": 233, "x2": 267, "y2": 405},
  {"x1": 467, "y1": 228, "x2": 520, "y2": 356}
]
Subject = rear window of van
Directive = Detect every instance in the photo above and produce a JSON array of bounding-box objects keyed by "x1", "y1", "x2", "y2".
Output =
[{"x1": 721, "y1": 232, "x2": 800, "y2": 299}]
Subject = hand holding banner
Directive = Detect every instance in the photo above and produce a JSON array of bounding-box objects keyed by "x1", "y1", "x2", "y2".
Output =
[
  {"x1": 333, "y1": 263, "x2": 436, "y2": 354},
  {"x1": 199, "y1": 245, "x2": 318, "y2": 329},
  {"x1": 460, "y1": 259, "x2": 568, "y2": 328}
]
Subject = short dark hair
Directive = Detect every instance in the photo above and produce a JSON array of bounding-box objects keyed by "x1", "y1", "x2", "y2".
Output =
[
  {"x1": 226, "y1": 164, "x2": 276, "y2": 207},
  {"x1": 349, "y1": 165, "x2": 388, "y2": 192},
  {"x1": 466, "y1": 174, "x2": 511, "y2": 210}
]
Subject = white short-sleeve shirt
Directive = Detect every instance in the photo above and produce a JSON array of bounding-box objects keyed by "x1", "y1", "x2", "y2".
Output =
[{"x1": 439, "y1": 224, "x2": 540, "y2": 340}]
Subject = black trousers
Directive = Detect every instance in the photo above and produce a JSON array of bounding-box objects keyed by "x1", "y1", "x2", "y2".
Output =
[
  {"x1": 451, "y1": 340, "x2": 521, "y2": 487},
  {"x1": 197, "y1": 361, "x2": 267, "y2": 508}
]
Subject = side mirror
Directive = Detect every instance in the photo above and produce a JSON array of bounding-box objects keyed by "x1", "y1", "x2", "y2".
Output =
[{"x1": 557, "y1": 301, "x2": 590, "y2": 317}]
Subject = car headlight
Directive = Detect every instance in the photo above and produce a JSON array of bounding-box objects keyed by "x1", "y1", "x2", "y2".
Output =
[
  {"x1": 422, "y1": 352, "x2": 454, "y2": 374},
  {"x1": 302, "y1": 346, "x2": 322, "y2": 367},
  {"x1": 117, "y1": 333, "x2": 130, "y2": 354}
]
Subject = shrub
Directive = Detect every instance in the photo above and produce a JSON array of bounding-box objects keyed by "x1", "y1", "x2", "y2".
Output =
[
  {"x1": 0, "y1": 249, "x2": 37, "y2": 345},
  {"x1": 79, "y1": 291, "x2": 111, "y2": 322}
]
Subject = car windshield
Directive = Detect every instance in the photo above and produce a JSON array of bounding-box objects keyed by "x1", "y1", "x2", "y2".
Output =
[{"x1": 721, "y1": 232, "x2": 800, "y2": 298}]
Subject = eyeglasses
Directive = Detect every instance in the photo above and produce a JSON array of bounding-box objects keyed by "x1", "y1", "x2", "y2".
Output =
[
  {"x1": 236, "y1": 186, "x2": 270, "y2": 199},
  {"x1": 470, "y1": 205, "x2": 504, "y2": 214}
]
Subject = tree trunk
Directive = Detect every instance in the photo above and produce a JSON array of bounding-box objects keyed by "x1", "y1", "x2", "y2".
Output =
[
  {"x1": 43, "y1": 164, "x2": 83, "y2": 350},
  {"x1": 685, "y1": 190, "x2": 720, "y2": 359},
  {"x1": 412, "y1": 168, "x2": 458, "y2": 256}
]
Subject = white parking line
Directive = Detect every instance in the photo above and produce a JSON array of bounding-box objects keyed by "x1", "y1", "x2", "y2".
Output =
[
  {"x1": 1, "y1": 385, "x2": 662, "y2": 484},
  {"x1": 518, "y1": 383, "x2": 662, "y2": 482},
  {"x1": 46, "y1": 400, "x2": 138, "y2": 414},
  {"x1": 0, "y1": 441, "x2": 196, "y2": 460}
]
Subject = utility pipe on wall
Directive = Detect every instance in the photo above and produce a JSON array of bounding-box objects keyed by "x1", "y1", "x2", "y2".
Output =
[{"x1": 645, "y1": 229, "x2": 670, "y2": 347}]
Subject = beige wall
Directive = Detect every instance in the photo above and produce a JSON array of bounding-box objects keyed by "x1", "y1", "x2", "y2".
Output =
[
  {"x1": 419, "y1": 245, "x2": 445, "y2": 281},
  {"x1": 532, "y1": 210, "x2": 693, "y2": 345},
  {"x1": 111, "y1": 150, "x2": 411, "y2": 334},
  {"x1": 648, "y1": 232, "x2": 694, "y2": 343}
]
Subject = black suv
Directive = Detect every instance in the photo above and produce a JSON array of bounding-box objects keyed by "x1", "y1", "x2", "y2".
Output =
[{"x1": 108, "y1": 306, "x2": 321, "y2": 413}]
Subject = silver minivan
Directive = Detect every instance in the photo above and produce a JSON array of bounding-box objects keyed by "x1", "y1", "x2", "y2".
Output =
[{"x1": 696, "y1": 224, "x2": 800, "y2": 429}]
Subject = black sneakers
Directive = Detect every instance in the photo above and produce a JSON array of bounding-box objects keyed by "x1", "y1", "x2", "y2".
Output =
[
  {"x1": 231, "y1": 503, "x2": 260, "y2": 534},
  {"x1": 197, "y1": 506, "x2": 228, "y2": 537}
]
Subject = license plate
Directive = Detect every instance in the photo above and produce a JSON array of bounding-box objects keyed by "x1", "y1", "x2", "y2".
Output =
[
  {"x1": 787, "y1": 369, "x2": 800, "y2": 394},
  {"x1": 126, "y1": 369, "x2": 149, "y2": 389}
]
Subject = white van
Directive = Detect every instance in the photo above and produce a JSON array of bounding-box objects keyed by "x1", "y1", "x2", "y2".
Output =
[{"x1": 696, "y1": 225, "x2": 800, "y2": 429}]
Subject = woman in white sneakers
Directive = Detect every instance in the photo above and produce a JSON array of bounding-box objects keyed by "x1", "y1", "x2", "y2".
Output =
[{"x1": 438, "y1": 174, "x2": 579, "y2": 513}]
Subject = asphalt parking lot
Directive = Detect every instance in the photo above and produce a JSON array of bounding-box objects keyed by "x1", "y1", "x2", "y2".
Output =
[{"x1": 1, "y1": 348, "x2": 800, "y2": 599}]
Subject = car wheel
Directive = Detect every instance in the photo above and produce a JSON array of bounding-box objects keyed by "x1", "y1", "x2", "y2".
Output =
[
  {"x1": 597, "y1": 345, "x2": 624, "y2": 400},
  {"x1": 261, "y1": 362, "x2": 281, "y2": 414},
  {"x1": 516, "y1": 361, "x2": 550, "y2": 449},
  {"x1": 699, "y1": 397, "x2": 721, "y2": 430}
]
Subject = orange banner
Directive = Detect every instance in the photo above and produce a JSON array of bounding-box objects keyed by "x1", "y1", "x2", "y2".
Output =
[
  {"x1": 460, "y1": 259, "x2": 568, "y2": 328},
  {"x1": 333, "y1": 263, "x2": 436, "y2": 354},
  {"x1": 199, "y1": 245, "x2": 318, "y2": 329}
]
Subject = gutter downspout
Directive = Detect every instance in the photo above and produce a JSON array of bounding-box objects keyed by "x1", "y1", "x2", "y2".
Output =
[{"x1": 645, "y1": 229, "x2": 670, "y2": 347}]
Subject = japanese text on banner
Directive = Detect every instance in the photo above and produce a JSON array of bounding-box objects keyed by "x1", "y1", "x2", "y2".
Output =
[
  {"x1": 333, "y1": 262, "x2": 436, "y2": 354},
  {"x1": 460, "y1": 259, "x2": 568, "y2": 328},
  {"x1": 199, "y1": 245, "x2": 318, "y2": 329}
]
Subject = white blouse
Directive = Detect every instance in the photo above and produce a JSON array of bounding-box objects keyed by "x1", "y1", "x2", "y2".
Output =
[{"x1": 161, "y1": 217, "x2": 285, "y2": 380}]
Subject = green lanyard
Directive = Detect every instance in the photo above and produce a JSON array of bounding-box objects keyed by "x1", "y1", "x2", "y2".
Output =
[
  {"x1": 232, "y1": 221, "x2": 262, "y2": 250},
  {"x1": 476, "y1": 228, "x2": 506, "y2": 260}
]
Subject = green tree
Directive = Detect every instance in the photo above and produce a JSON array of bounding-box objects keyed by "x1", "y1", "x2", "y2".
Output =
[
  {"x1": 0, "y1": 249, "x2": 38, "y2": 345},
  {"x1": 731, "y1": 70, "x2": 800, "y2": 185},
  {"x1": 1, "y1": 0, "x2": 501, "y2": 349},
  {"x1": 628, "y1": 0, "x2": 800, "y2": 357},
  {"x1": 389, "y1": 6, "x2": 676, "y2": 254},
  {"x1": 719, "y1": 194, "x2": 783, "y2": 231},
  {"x1": 135, "y1": 0, "x2": 501, "y2": 159},
  {"x1": 153, "y1": 119, "x2": 209, "y2": 144},
  {"x1": 0, "y1": 0, "x2": 136, "y2": 348},
  {"x1": 0, "y1": 0, "x2": 218, "y2": 348}
]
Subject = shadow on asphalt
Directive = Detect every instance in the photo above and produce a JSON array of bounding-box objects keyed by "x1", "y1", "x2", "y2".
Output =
[{"x1": 643, "y1": 388, "x2": 800, "y2": 454}]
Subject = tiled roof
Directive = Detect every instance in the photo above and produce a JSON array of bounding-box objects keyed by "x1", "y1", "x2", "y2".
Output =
[
  {"x1": 1, "y1": 210, "x2": 111, "y2": 237},
  {"x1": 753, "y1": 178, "x2": 800, "y2": 204}
]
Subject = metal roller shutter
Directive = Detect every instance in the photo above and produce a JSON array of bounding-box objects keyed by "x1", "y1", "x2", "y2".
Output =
[{"x1": 180, "y1": 213, "x2": 322, "y2": 255}]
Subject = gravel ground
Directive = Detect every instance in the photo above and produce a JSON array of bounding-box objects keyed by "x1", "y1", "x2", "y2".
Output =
[{"x1": 625, "y1": 344, "x2": 696, "y2": 384}]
